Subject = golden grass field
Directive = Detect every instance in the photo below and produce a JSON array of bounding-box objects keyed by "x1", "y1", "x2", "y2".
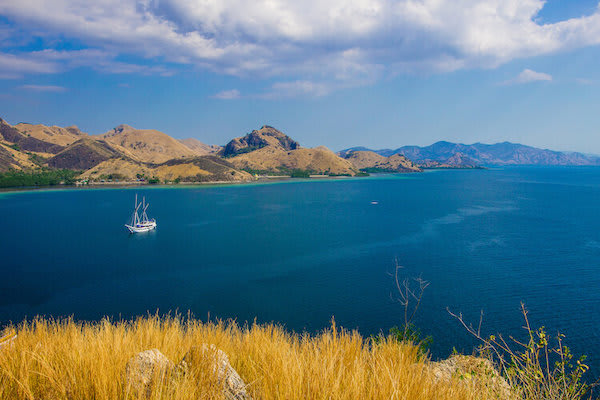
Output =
[{"x1": 0, "y1": 315, "x2": 503, "y2": 400}]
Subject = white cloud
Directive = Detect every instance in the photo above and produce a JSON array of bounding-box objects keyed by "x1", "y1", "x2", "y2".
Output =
[
  {"x1": 0, "y1": 52, "x2": 59, "y2": 79},
  {"x1": 0, "y1": 49, "x2": 172, "y2": 79},
  {"x1": 212, "y1": 89, "x2": 241, "y2": 99},
  {"x1": 20, "y1": 84, "x2": 67, "y2": 92},
  {"x1": 503, "y1": 68, "x2": 553, "y2": 85},
  {"x1": 1, "y1": 0, "x2": 600, "y2": 92}
]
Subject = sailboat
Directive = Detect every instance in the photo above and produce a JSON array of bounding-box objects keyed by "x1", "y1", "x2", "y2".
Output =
[{"x1": 125, "y1": 194, "x2": 157, "y2": 233}]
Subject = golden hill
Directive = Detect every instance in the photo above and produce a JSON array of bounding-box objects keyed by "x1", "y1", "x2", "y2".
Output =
[
  {"x1": 47, "y1": 138, "x2": 124, "y2": 170},
  {"x1": 224, "y1": 126, "x2": 356, "y2": 175},
  {"x1": 179, "y1": 138, "x2": 221, "y2": 156},
  {"x1": 0, "y1": 118, "x2": 64, "y2": 154},
  {"x1": 0, "y1": 142, "x2": 38, "y2": 171},
  {"x1": 99, "y1": 124, "x2": 198, "y2": 164},
  {"x1": 80, "y1": 156, "x2": 252, "y2": 182},
  {"x1": 15, "y1": 123, "x2": 85, "y2": 146},
  {"x1": 345, "y1": 150, "x2": 422, "y2": 172},
  {"x1": 230, "y1": 145, "x2": 357, "y2": 175}
]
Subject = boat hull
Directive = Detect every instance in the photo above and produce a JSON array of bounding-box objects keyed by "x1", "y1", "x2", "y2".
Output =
[{"x1": 125, "y1": 221, "x2": 157, "y2": 233}]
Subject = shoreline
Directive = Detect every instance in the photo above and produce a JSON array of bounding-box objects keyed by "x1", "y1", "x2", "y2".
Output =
[{"x1": 0, "y1": 174, "x2": 374, "y2": 195}]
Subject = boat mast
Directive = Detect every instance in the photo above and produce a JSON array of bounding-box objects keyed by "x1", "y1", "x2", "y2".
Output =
[
  {"x1": 142, "y1": 196, "x2": 147, "y2": 222},
  {"x1": 133, "y1": 194, "x2": 141, "y2": 226}
]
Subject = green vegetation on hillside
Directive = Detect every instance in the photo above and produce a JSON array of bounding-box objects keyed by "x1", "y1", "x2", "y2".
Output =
[
  {"x1": 0, "y1": 169, "x2": 80, "y2": 188},
  {"x1": 289, "y1": 169, "x2": 311, "y2": 178},
  {"x1": 222, "y1": 145, "x2": 265, "y2": 158},
  {"x1": 360, "y1": 167, "x2": 399, "y2": 173},
  {"x1": 241, "y1": 167, "x2": 315, "y2": 177}
]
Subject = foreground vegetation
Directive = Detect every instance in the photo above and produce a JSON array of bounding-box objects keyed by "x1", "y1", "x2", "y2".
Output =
[
  {"x1": 0, "y1": 169, "x2": 80, "y2": 188},
  {"x1": 2, "y1": 314, "x2": 594, "y2": 400},
  {"x1": 0, "y1": 316, "x2": 508, "y2": 400}
]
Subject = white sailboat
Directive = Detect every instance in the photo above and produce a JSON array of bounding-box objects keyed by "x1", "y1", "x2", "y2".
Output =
[{"x1": 125, "y1": 194, "x2": 157, "y2": 233}]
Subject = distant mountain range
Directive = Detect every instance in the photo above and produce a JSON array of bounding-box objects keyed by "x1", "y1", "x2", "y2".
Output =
[
  {"x1": 2, "y1": 115, "x2": 598, "y2": 187},
  {"x1": 339, "y1": 141, "x2": 600, "y2": 166},
  {"x1": 0, "y1": 118, "x2": 361, "y2": 182}
]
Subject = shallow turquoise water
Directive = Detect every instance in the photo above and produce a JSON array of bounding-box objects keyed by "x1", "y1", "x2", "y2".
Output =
[{"x1": 1, "y1": 167, "x2": 599, "y2": 373}]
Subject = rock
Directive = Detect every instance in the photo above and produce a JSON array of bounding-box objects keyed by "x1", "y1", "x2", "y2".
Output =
[
  {"x1": 430, "y1": 355, "x2": 513, "y2": 399},
  {"x1": 125, "y1": 349, "x2": 175, "y2": 397},
  {"x1": 179, "y1": 344, "x2": 251, "y2": 400}
]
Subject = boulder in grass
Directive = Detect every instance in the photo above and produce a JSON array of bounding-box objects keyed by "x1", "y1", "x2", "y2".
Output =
[
  {"x1": 179, "y1": 344, "x2": 251, "y2": 400},
  {"x1": 430, "y1": 355, "x2": 513, "y2": 399},
  {"x1": 125, "y1": 349, "x2": 175, "y2": 397}
]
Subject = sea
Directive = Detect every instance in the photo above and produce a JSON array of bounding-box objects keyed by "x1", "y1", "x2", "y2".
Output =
[{"x1": 1, "y1": 166, "x2": 599, "y2": 375}]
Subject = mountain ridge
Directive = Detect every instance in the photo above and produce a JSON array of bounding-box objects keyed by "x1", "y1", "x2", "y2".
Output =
[
  {"x1": 339, "y1": 141, "x2": 600, "y2": 166},
  {"x1": 0, "y1": 118, "x2": 360, "y2": 182}
]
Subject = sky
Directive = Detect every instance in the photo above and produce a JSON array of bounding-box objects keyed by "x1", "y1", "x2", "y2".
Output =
[{"x1": 0, "y1": 0, "x2": 599, "y2": 153}]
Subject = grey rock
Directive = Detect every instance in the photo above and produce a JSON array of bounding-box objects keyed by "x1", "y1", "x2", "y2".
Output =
[
  {"x1": 125, "y1": 348, "x2": 174, "y2": 397},
  {"x1": 179, "y1": 344, "x2": 251, "y2": 400},
  {"x1": 430, "y1": 355, "x2": 513, "y2": 399}
]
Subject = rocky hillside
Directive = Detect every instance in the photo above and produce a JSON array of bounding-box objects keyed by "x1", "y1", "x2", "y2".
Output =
[
  {"x1": 223, "y1": 126, "x2": 356, "y2": 175},
  {"x1": 344, "y1": 150, "x2": 421, "y2": 172},
  {"x1": 341, "y1": 141, "x2": 600, "y2": 166},
  {"x1": 221, "y1": 125, "x2": 300, "y2": 157}
]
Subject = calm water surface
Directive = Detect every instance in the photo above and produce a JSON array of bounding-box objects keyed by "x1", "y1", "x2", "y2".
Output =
[{"x1": 1, "y1": 167, "x2": 599, "y2": 373}]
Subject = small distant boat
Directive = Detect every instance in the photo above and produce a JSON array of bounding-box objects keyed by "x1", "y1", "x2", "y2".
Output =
[
  {"x1": 125, "y1": 194, "x2": 157, "y2": 233},
  {"x1": 371, "y1": 201, "x2": 379, "y2": 205}
]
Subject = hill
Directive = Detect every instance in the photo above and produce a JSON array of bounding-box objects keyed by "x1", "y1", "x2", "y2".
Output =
[
  {"x1": 99, "y1": 124, "x2": 198, "y2": 164},
  {"x1": 0, "y1": 118, "x2": 64, "y2": 154},
  {"x1": 178, "y1": 138, "x2": 221, "y2": 155},
  {"x1": 80, "y1": 155, "x2": 252, "y2": 182},
  {"x1": 0, "y1": 143, "x2": 35, "y2": 171},
  {"x1": 14, "y1": 123, "x2": 85, "y2": 146},
  {"x1": 230, "y1": 145, "x2": 357, "y2": 175},
  {"x1": 340, "y1": 141, "x2": 600, "y2": 166},
  {"x1": 344, "y1": 150, "x2": 421, "y2": 172},
  {"x1": 223, "y1": 126, "x2": 356, "y2": 175},
  {"x1": 221, "y1": 125, "x2": 300, "y2": 157},
  {"x1": 415, "y1": 152, "x2": 482, "y2": 169},
  {"x1": 46, "y1": 138, "x2": 125, "y2": 170}
]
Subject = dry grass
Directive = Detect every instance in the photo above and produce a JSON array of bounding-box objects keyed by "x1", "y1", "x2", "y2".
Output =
[{"x1": 0, "y1": 315, "x2": 503, "y2": 400}]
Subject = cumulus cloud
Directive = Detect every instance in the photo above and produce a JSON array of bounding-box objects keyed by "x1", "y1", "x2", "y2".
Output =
[
  {"x1": 212, "y1": 89, "x2": 241, "y2": 99},
  {"x1": 503, "y1": 68, "x2": 553, "y2": 85},
  {"x1": 20, "y1": 84, "x2": 67, "y2": 92},
  {"x1": 1, "y1": 0, "x2": 600, "y2": 92}
]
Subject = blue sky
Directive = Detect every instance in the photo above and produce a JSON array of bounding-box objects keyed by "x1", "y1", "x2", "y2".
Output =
[{"x1": 0, "y1": 0, "x2": 599, "y2": 153}]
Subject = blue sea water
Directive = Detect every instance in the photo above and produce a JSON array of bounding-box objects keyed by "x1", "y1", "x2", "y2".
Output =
[{"x1": 1, "y1": 167, "x2": 599, "y2": 374}]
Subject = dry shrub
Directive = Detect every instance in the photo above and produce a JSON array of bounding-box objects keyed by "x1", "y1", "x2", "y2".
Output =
[{"x1": 0, "y1": 315, "x2": 489, "y2": 400}]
